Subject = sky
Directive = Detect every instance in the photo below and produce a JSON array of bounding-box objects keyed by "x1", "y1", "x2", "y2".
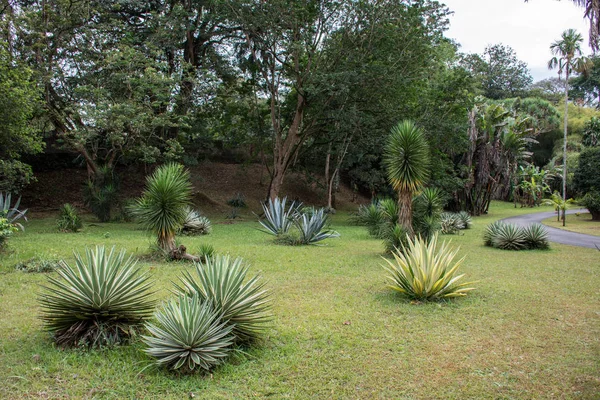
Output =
[{"x1": 443, "y1": 0, "x2": 590, "y2": 81}]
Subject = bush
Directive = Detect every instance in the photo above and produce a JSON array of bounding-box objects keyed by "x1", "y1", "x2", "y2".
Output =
[
  {"x1": 198, "y1": 243, "x2": 215, "y2": 262},
  {"x1": 491, "y1": 223, "x2": 527, "y2": 250},
  {"x1": 483, "y1": 221, "x2": 505, "y2": 247},
  {"x1": 14, "y1": 256, "x2": 62, "y2": 273},
  {"x1": 143, "y1": 295, "x2": 234, "y2": 372},
  {"x1": 573, "y1": 147, "x2": 600, "y2": 195},
  {"x1": 382, "y1": 224, "x2": 410, "y2": 254},
  {"x1": 382, "y1": 234, "x2": 475, "y2": 300},
  {"x1": 580, "y1": 190, "x2": 600, "y2": 221},
  {"x1": 350, "y1": 203, "x2": 385, "y2": 236},
  {"x1": 522, "y1": 224, "x2": 550, "y2": 250},
  {"x1": 175, "y1": 254, "x2": 271, "y2": 344},
  {"x1": 456, "y1": 211, "x2": 472, "y2": 229},
  {"x1": 39, "y1": 246, "x2": 155, "y2": 347},
  {"x1": 181, "y1": 207, "x2": 212, "y2": 235},
  {"x1": 440, "y1": 212, "x2": 463, "y2": 234},
  {"x1": 0, "y1": 217, "x2": 18, "y2": 249},
  {"x1": 56, "y1": 203, "x2": 82, "y2": 232}
]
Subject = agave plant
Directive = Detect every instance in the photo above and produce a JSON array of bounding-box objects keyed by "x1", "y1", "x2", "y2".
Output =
[
  {"x1": 294, "y1": 208, "x2": 340, "y2": 245},
  {"x1": 39, "y1": 246, "x2": 155, "y2": 347},
  {"x1": 143, "y1": 295, "x2": 234, "y2": 371},
  {"x1": 180, "y1": 207, "x2": 212, "y2": 235},
  {"x1": 351, "y1": 203, "x2": 385, "y2": 237},
  {"x1": 483, "y1": 221, "x2": 506, "y2": 247},
  {"x1": 440, "y1": 213, "x2": 463, "y2": 234},
  {"x1": 491, "y1": 223, "x2": 527, "y2": 251},
  {"x1": 416, "y1": 187, "x2": 445, "y2": 218},
  {"x1": 132, "y1": 163, "x2": 193, "y2": 258},
  {"x1": 378, "y1": 198, "x2": 399, "y2": 226},
  {"x1": 174, "y1": 255, "x2": 271, "y2": 344},
  {"x1": 522, "y1": 224, "x2": 550, "y2": 250},
  {"x1": 456, "y1": 211, "x2": 472, "y2": 229},
  {"x1": 259, "y1": 197, "x2": 300, "y2": 236},
  {"x1": 56, "y1": 203, "x2": 82, "y2": 232},
  {"x1": 0, "y1": 192, "x2": 27, "y2": 229},
  {"x1": 383, "y1": 234, "x2": 475, "y2": 300}
]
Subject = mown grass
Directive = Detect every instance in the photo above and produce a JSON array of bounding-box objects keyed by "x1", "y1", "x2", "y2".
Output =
[
  {"x1": 0, "y1": 202, "x2": 598, "y2": 399},
  {"x1": 542, "y1": 212, "x2": 600, "y2": 237}
]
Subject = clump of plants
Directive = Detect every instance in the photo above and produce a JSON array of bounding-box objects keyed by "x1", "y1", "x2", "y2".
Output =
[
  {"x1": 39, "y1": 245, "x2": 155, "y2": 347},
  {"x1": 227, "y1": 192, "x2": 247, "y2": 219},
  {"x1": 198, "y1": 243, "x2": 215, "y2": 262},
  {"x1": 439, "y1": 211, "x2": 472, "y2": 235},
  {"x1": 0, "y1": 192, "x2": 27, "y2": 249},
  {"x1": 258, "y1": 197, "x2": 339, "y2": 245},
  {"x1": 143, "y1": 255, "x2": 271, "y2": 372},
  {"x1": 56, "y1": 203, "x2": 83, "y2": 232},
  {"x1": 14, "y1": 256, "x2": 62, "y2": 273},
  {"x1": 382, "y1": 234, "x2": 475, "y2": 301},
  {"x1": 180, "y1": 206, "x2": 212, "y2": 235},
  {"x1": 83, "y1": 166, "x2": 118, "y2": 222},
  {"x1": 483, "y1": 221, "x2": 549, "y2": 250}
]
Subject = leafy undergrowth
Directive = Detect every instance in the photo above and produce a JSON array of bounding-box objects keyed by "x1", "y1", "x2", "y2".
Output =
[
  {"x1": 0, "y1": 202, "x2": 598, "y2": 399},
  {"x1": 542, "y1": 212, "x2": 600, "y2": 237}
]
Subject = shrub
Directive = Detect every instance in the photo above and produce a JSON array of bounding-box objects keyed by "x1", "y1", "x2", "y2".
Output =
[
  {"x1": 382, "y1": 234, "x2": 475, "y2": 300},
  {"x1": 198, "y1": 243, "x2": 215, "y2": 262},
  {"x1": 382, "y1": 224, "x2": 410, "y2": 254},
  {"x1": 294, "y1": 209, "x2": 340, "y2": 245},
  {"x1": 56, "y1": 203, "x2": 82, "y2": 232},
  {"x1": 378, "y1": 198, "x2": 399, "y2": 226},
  {"x1": 227, "y1": 193, "x2": 247, "y2": 209},
  {"x1": 0, "y1": 217, "x2": 18, "y2": 249},
  {"x1": 580, "y1": 190, "x2": 600, "y2": 221},
  {"x1": 143, "y1": 295, "x2": 234, "y2": 372},
  {"x1": 440, "y1": 213, "x2": 463, "y2": 234},
  {"x1": 522, "y1": 224, "x2": 550, "y2": 250},
  {"x1": 259, "y1": 197, "x2": 300, "y2": 236},
  {"x1": 456, "y1": 211, "x2": 472, "y2": 229},
  {"x1": 175, "y1": 255, "x2": 271, "y2": 344},
  {"x1": 83, "y1": 166, "x2": 118, "y2": 222},
  {"x1": 483, "y1": 221, "x2": 505, "y2": 247},
  {"x1": 39, "y1": 246, "x2": 155, "y2": 347},
  {"x1": 181, "y1": 207, "x2": 212, "y2": 235},
  {"x1": 491, "y1": 223, "x2": 527, "y2": 251},
  {"x1": 14, "y1": 256, "x2": 62, "y2": 273},
  {"x1": 350, "y1": 203, "x2": 385, "y2": 236}
]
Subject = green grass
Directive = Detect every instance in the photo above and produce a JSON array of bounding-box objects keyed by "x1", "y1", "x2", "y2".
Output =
[
  {"x1": 542, "y1": 213, "x2": 600, "y2": 237},
  {"x1": 0, "y1": 202, "x2": 598, "y2": 399}
]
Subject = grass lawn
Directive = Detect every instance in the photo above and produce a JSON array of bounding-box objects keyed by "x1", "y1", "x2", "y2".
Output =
[
  {"x1": 542, "y1": 213, "x2": 600, "y2": 237},
  {"x1": 0, "y1": 202, "x2": 598, "y2": 399}
]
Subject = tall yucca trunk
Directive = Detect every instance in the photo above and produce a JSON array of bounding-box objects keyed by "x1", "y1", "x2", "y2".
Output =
[{"x1": 397, "y1": 190, "x2": 414, "y2": 236}]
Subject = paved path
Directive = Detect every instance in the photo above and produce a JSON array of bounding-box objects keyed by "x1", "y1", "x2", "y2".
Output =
[{"x1": 501, "y1": 209, "x2": 600, "y2": 249}]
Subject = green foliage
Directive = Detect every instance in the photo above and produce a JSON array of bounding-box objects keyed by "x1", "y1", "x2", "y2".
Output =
[
  {"x1": 294, "y1": 209, "x2": 340, "y2": 245},
  {"x1": 0, "y1": 192, "x2": 27, "y2": 228},
  {"x1": 0, "y1": 217, "x2": 18, "y2": 249},
  {"x1": 483, "y1": 221, "x2": 505, "y2": 247},
  {"x1": 573, "y1": 147, "x2": 600, "y2": 194},
  {"x1": 440, "y1": 213, "x2": 463, "y2": 235},
  {"x1": 490, "y1": 223, "x2": 527, "y2": 251},
  {"x1": 83, "y1": 167, "x2": 118, "y2": 222},
  {"x1": 181, "y1": 207, "x2": 212, "y2": 236},
  {"x1": 39, "y1": 246, "x2": 155, "y2": 347},
  {"x1": 580, "y1": 190, "x2": 600, "y2": 220},
  {"x1": 456, "y1": 211, "x2": 473, "y2": 229},
  {"x1": 132, "y1": 163, "x2": 192, "y2": 251},
  {"x1": 582, "y1": 116, "x2": 600, "y2": 147},
  {"x1": 143, "y1": 295, "x2": 234, "y2": 372},
  {"x1": 175, "y1": 255, "x2": 271, "y2": 344},
  {"x1": 522, "y1": 224, "x2": 550, "y2": 250},
  {"x1": 56, "y1": 204, "x2": 82, "y2": 232},
  {"x1": 14, "y1": 256, "x2": 62, "y2": 273},
  {"x1": 382, "y1": 224, "x2": 410, "y2": 254},
  {"x1": 198, "y1": 243, "x2": 215, "y2": 263},
  {"x1": 350, "y1": 203, "x2": 385, "y2": 236},
  {"x1": 0, "y1": 160, "x2": 36, "y2": 194},
  {"x1": 382, "y1": 234, "x2": 475, "y2": 301},
  {"x1": 227, "y1": 193, "x2": 247, "y2": 209}
]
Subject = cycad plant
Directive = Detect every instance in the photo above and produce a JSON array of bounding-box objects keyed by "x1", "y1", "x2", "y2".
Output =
[
  {"x1": 143, "y1": 295, "x2": 234, "y2": 371},
  {"x1": 132, "y1": 163, "x2": 195, "y2": 260},
  {"x1": 39, "y1": 246, "x2": 155, "y2": 347},
  {"x1": 383, "y1": 121, "x2": 430, "y2": 236},
  {"x1": 175, "y1": 255, "x2": 271, "y2": 344},
  {"x1": 382, "y1": 234, "x2": 475, "y2": 300}
]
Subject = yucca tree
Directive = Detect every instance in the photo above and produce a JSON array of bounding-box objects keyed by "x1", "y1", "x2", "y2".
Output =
[
  {"x1": 133, "y1": 163, "x2": 196, "y2": 260},
  {"x1": 548, "y1": 29, "x2": 589, "y2": 226},
  {"x1": 383, "y1": 121, "x2": 430, "y2": 236}
]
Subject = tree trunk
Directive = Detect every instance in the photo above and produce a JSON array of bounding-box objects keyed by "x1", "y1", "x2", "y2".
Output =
[
  {"x1": 159, "y1": 233, "x2": 199, "y2": 262},
  {"x1": 562, "y1": 67, "x2": 569, "y2": 227},
  {"x1": 397, "y1": 190, "x2": 414, "y2": 237}
]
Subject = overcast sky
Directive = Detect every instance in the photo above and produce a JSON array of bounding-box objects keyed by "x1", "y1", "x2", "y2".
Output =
[{"x1": 443, "y1": 0, "x2": 590, "y2": 82}]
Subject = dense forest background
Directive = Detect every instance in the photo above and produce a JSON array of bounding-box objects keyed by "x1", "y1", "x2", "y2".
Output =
[{"x1": 1, "y1": 0, "x2": 599, "y2": 215}]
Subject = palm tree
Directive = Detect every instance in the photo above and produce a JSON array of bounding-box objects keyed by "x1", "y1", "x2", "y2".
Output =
[
  {"x1": 133, "y1": 163, "x2": 198, "y2": 261},
  {"x1": 548, "y1": 29, "x2": 588, "y2": 226},
  {"x1": 383, "y1": 120, "x2": 430, "y2": 236}
]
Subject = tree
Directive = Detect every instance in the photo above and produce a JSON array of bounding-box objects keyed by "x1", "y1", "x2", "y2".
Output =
[
  {"x1": 570, "y1": 55, "x2": 600, "y2": 107},
  {"x1": 528, "y1": 78, "x2": 566, "y2": 104},
  {"x1": 462, "y1": 44, "x2": 533, "y2": 100},
  {"x1": 383, "y1": 121, "x2": 430, "y2": 236},
  {"x1": 0, "y1": 46, "x2": 43, "y2": 192},
  {"x1": 548, "y1": 29, "x2": 588, "y2": 225},
  {"x1": 573, "y1": 146, "x2": 600, "y2": 220},
  {"x1": 582, "y1": 116, "x2": 600, "y2": 146}
]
